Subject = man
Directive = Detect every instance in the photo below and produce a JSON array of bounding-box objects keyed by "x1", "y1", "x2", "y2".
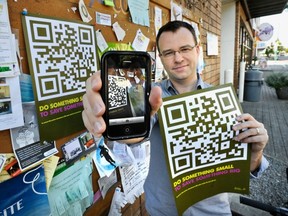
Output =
[{"x1": 82, "y1": 21, "x2": 269, "y2": 215}]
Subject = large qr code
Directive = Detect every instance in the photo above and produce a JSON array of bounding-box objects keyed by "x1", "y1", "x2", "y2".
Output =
[
  {"x1": 159, "y1": 85, "x2": 248, "y2": 178},
  {"x1": 108, "y1": 75, "x2": 128, "y2": 109},
  {"x1": 24, "y1": 16, "x2": 97, "y2": 101}
]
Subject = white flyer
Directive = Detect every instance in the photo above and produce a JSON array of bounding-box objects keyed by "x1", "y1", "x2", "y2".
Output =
[
  {"x1": 79, "y1": 0, "x2": 92, "y2": 23},
  {"x1": 96, "y1": 30, "x2": 108, "y2": 52},
  {"x1": 132, "y1": 29, "x2": 149, "y2": 51},
  {"x1": 0, "y1": 0, "x2": 11, "y2": 34},
  {"x1": 0, "y1": 75, "x2": 24, "y2": 130}
]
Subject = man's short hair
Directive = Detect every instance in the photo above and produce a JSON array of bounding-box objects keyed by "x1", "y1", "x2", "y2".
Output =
[{"x1": 156, "y1": 21, "x2": 198, "y2": 52}]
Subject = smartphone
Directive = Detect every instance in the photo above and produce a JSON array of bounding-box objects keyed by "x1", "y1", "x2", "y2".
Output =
[{"x1": 101, "y1": 51, "x2": 151, "y2": 140}]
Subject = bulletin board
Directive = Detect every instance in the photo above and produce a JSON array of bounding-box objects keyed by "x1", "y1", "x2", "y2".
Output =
[
  {"x1": 0, "y1": 0, "x2": 201, "y2": 215},
  {"x1": 1, "y1": 0, "x2": 170, "y2": 157}
]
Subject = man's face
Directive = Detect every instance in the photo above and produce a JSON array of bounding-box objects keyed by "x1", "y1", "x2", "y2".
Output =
[{"x1": 158, "y1": 27, "x2": 199, "y2": 83}]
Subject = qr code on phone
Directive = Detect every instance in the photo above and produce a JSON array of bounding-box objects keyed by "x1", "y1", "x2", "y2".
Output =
[{"x1": 108, "y1": 75, "x2": 128, "y2": 109}]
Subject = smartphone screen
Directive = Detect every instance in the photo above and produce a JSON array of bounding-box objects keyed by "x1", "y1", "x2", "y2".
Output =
[{"x1": 101, "y1": 51, "x2": 151, "y2": 140}]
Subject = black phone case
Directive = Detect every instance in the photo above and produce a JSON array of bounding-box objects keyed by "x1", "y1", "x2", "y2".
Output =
[{"x1": 100, "y1": 51, "x2": 151, "y2": 140}]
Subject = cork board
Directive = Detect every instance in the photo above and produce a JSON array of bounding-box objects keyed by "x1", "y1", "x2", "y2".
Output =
[{"x1": 0, "y1": 0, "x2": 200, "y2": 215}]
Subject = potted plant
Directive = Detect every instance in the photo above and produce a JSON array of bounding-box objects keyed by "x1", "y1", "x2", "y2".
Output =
[{"x1": 265, "y1": 72, "x2": 288, "y2": 99}]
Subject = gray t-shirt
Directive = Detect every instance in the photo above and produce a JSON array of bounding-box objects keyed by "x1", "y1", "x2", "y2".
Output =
[{"x1": 143, "y1": 77, "x2": 269, "y2": 216}]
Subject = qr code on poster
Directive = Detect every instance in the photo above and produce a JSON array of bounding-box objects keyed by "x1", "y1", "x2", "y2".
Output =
[
  {"x1": 108, "y1": 75, "x2": 128, "y2": 109},
  {"x1": 159, "y1": 85, "x2": 248, "y2": 178},
  {"x1": 23, "y1": 15, "x2": 97, "y2": 101}
]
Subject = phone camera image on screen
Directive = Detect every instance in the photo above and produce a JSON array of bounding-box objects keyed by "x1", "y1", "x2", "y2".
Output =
[{"x1": 101, "y1": 51, "x2": 151, "y2": 140}]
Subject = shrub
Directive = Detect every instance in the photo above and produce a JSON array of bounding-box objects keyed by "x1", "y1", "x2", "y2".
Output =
[{"x1": 265, "y1": 73, "x2": 288, "y2": 90}]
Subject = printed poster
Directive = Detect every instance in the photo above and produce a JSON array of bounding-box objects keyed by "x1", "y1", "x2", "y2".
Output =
[
  {"x1": 10, "y1": 102, "x2": 58, "y2": 170},
  {"x1": 61, "y1": 131, "x2": 96, "y2": 165},
  {"x1": 0, "y1": 165, "x2": 51, "y2": 216},
  {"x1": 92, "y1": 136, "x2": 119, "y2": 178},
  {"x1": 158, "y1": 84, "x2": 251, "y2": 215},
  {"x1": 22, "y1": 14, "x2": 97, "y2": 140},
  {"x1": 0, "y1": 75, "x2": 24, "y2": 130}
]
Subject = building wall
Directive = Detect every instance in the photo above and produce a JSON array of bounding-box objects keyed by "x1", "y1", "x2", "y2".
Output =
[
  {"x1": 200, "y1": 0, "x2": 222, "y2": 85},
  {"x1": 234, "y1": 1, "x2": 254, "y2": 89},
  {"x1": 221, "y1": 1, "x2": 236, "y2": 85}
]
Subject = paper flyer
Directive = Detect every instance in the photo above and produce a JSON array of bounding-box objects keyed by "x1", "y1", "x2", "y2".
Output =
[
  {"x1": 98, "y1": 169, "x2": 117, "y2": 199},
  {"x1": 0, "y1": 34, "x2": 20, "y2": 77},
  {"x1": 158, "y1": 83, "x2": 251, "y2": 215},
  {"x1": 0, "y1": 0, "x2": 12, "y2": 34},
  {"x1": 127, "y1": 0, "x2": 149, "y2": 27},
  {"x1": 96, "y1": 12, "x2": 111, "y2": 26},
  {"x1": 79, "y1": 0, "x2": 92, "y2": 23},
  {"x1": 96, "y1": 29, "x2": 108, "y2": 52},
  {"x1": 154, "y1": 6, "x2": 162, "y2": 36},
  {"x1": 0, "y1": 75, "x2": 24, "y2": 130},
  {"x1": 92, "y1": 137, "x2": 118, "y2": 178},
  {"x1": 10, "y1": 102, "x2": 58, "y2": 170},
  {"x1": 0, "y1": 153, "x2": 19, "y2": 183},
  {"x1": 22, "y1": 14, "x2": 97, "y2": 140},
  {"x1": 0, "y1": 154, "x2": 6, "y2": 173},
  {"x1": 0, "y1": 165, "x2": 51, "y2": 216},
  {"x1": 19, "y1": 73, "x2": 34, "y2": 103},
  {"x1": 112, "y1": 22, "x2": 126, "y2": 41},
  {"x1": 42, "y1": 155, "x2": 59, "y2": 190},
  {"x1": 61, "y1": 131, "x2": 96, "y2": 165},
  {"x1": 108, "y1": 186, "x2": 127, "y2": 216},
  {"x1": 171, "y1": 1, "x2": 182, "y2": 21},
  {"x1": 207, "y1": 32, "x2": 219, "y2": 56},
  {"x1": 119, "y1": 157, "x2": 150, "y2": 204},
  {"x1": 131, "y1": 29, "x2": 150, "y2": 51},
  {"x1": 47, "y1": 157, "x2": 94, "y2": 216}
]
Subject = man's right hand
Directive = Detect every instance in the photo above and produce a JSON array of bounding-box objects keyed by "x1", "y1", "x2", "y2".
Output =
[
  {"x1": 82, "y1": 71, "x2": 163, "y2": 139},
  {"x1": 82, "y1": 71, "x2": 106, "y2": 138}
]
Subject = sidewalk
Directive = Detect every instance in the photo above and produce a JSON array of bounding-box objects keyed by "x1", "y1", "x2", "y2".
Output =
[
  {"x1": 242, "y1": 81, "x2": 288, "y2": 163},
  {"x1": 229, "y1": 77, "x2": 288, "y2": 215}
]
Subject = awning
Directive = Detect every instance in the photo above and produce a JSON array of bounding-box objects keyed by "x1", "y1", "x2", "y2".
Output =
[{"x1": 241, "y1": 0, "x2": 288, "y2": 19}]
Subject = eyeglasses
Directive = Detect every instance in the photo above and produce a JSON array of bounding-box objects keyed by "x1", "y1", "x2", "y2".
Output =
[{"x1": 159, "y1": 45, "x2": 197, "y2": 59}]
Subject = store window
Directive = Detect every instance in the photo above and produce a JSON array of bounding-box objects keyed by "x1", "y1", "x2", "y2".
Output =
[{"x1": 239, "y1": 25, "x2": 253, "y2": 68}]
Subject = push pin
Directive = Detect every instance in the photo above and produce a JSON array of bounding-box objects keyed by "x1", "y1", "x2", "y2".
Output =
[
  {"x1": 22, "y1": 8, "x2": 28, "y2": 15},
  {"x1": 71, "y1": 7, "x2": 77, "y2": 13}
]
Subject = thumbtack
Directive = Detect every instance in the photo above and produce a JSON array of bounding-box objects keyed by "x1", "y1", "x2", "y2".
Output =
[{"x1": 22, "y1": 8, "x2": 28, "y2": 15}]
